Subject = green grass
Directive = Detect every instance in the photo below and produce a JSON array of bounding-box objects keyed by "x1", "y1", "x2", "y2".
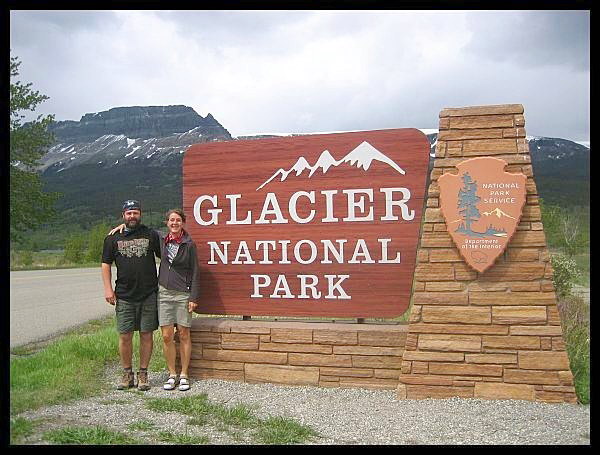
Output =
[
  {"x1": 558, "y1": 294, "x2": 590, "y2": 404},
  {"x1": 146, "y1": 394, "x2": 319, "y2": 444},
  {"x1": 42, "y1": 425, "x2": 141, "y2": 445},
  {"x1": 10, "y1": 417, "x2": 38, "y2": 444},
  {"x1": 127, "y1": 419, "x2": 156, "y2": 431},
  {"x1": 157, "y1": 430, "x2": 209, "y2": 444},
  {"x1": 10, "y1": 315, "x2": 166, "y2": 415},
  {"x1": 255, "y1": 416, "x2": 320, "y2": 445}
]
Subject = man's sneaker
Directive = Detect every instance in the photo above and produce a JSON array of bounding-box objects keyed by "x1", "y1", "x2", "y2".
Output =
[
  {"x1": 117, "y1": 370, "x2": 135, "y2": 390},
  {"x1": 137, "y1": 370, "x2": 150, "y2": 391}
]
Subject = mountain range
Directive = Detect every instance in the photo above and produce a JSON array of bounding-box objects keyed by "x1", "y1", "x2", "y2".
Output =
[{"x1": 36, "y1": 105, "x2": 589, "y2": 245}]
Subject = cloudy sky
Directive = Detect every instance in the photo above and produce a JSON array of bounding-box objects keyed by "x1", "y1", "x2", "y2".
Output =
[{"x1": 10, "y1": 10, "x2": 590, "y2": 142}]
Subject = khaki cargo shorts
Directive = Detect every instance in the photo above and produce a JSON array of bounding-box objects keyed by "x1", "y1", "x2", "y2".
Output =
[
  {"x1": 158, "y1": 285, "x2": 193, "y2": 328},
  {"x1": 115, "y1": 292, "x2": 158, "y2": 334}
]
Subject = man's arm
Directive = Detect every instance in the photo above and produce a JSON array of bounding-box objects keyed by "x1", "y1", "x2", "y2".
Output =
[{"x1": 102, "y1": 263, "x2": 116, "y2": 305}]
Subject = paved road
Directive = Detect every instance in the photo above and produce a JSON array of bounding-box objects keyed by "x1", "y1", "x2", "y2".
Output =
[{"x1": 10, "y1": 267, "x2": 117, "y2": 348}]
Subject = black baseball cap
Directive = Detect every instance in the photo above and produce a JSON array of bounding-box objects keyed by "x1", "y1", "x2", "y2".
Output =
[{"x1": 122, "y1": 200, "x2": 141, "y2": 212}]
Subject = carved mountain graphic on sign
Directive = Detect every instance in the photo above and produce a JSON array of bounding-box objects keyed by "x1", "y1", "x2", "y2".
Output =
[
  {"x1": 256, "y1": 141, "x2": 406, "y2": 191},
  {"x1": 481, "y1": 208, "x2": 517, "y2": 220}
]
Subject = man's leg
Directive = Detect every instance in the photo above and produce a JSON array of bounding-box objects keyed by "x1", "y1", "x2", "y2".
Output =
[
  {"x1": 139, "y1": 331, "x2": 154, "y2": 369},
  {"x1": 119, "y1": 332, "x2": 134, "y2": 368}
]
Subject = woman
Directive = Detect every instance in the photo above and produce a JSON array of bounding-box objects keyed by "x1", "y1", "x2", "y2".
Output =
[{"x1": 110, "y1": 208, "x2": 200, "y2": 391}]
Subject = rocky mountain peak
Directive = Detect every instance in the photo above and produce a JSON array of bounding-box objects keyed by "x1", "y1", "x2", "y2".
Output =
[{"x1": 49, "y1": 105, "x2": 231, "y2": 143}]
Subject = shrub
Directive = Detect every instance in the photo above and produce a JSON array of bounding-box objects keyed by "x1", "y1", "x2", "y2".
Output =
[{"x1": 550, "y1": 254, "x2": 579, "y2": 298}]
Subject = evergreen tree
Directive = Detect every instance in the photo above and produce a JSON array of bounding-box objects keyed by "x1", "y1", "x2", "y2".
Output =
[
  {"x1": 457, "y1": 172, "x2": 480, "y2": 233},
  {"x1": 10, "y1": 55, "x2": 60, "y2": 243}
]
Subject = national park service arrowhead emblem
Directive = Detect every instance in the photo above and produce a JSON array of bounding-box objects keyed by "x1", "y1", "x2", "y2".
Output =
[{"x1": 438, "y1": 157, "x2": 527, "y2": 273}]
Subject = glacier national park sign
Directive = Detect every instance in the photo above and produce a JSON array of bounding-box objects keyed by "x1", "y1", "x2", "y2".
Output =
[
  {"x1": 183, "y1": 129, "x2": 430, "y2": 317},
  {"x1": 438, "y1": 157, "x2": 527, "y2": 273}
]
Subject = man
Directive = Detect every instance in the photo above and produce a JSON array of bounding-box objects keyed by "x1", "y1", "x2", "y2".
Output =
[{"x1": 102, "y1": 200, "x2": 161, "y2": 391}]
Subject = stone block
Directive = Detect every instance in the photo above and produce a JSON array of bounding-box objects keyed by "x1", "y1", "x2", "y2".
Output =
[
  {"x1": 424, "y1": 208, "x2": 445, "y2": 223},
  {"x1": 270, "y1": 328, "x2": 313, "y2": 344},
  {"x1": 503, "y1": 369, "x2": 560, "y2": 385},
  {"x1": 399, "y1": 374, "x2": 454, "y2": 385},
  {"x1": 421, "y1": 306, "x2": 491, "y2": 324},
  {"x1": 509, "y1": 326, "x2": 563, "y2": 336},
  {"x1": 510, "y1": 231, "x2": 547, "y2": 247},
  {"x1": 428, "y1": 363, "x2": 503, "y2": 377},
  {"x1": 320, "y1": 367, "x2": 374, "y2": 378},
  {"x1": 418, "y1": 334, "x2": 481, "y2": 352},
  {"x1": 412, "y1": 292, "x2": 468, "y2": 305},
  {"x1": 417, "y1": 250, "x2": 429, "y2": 262},
  {"x1": 374, "y1": 369, "x2": 401, "y2": 379},
  {"x1": 552, "y1": 338, "x2": 565, "y2": 351},
  {"x1": 408, "y1": 305, "x2": 422, "y2": 323},
  {"x1": 202, "y1": 348, "x2": 288, "y2": 365},
  {"x1": 288, "y1": 353, "x2": 352, "y2": 367},
  {"x1": 358, "y1": 331, "x2": 406, "y2": 347},
  {"x1": 415, "y1": 263, "x2": 455, "y2": 281},
  {"x1": 402, "y1": 351, "x2": 464, "y2": 362},
  {"x1": 412, "y1": 361, "x2": 429, "y2": 374},
  {"x1": 440, "y1": 105, "x2": 523, "y2": 117},
  {"x1": 470, "y1": 292, "x2": 556, "y2": 306},
  {"x1": 352, "y1": 355, "x2": 403, "y2": 369},
  {"x1": 510, "y1": 282, "x2": 541, "y2": 292},
  {"x1": 505, "y1": 248, "x2": 540, "y2": 262},
  {"x1": 438, "y1": 128, "x2": 503, "y2": 141},
  {"x1": 454, "y1": 263, "x2": 478, "y2": 281},
  {"x1": 410, "y1": 323, "x2": 508, "y2": 335},
  {"x1": 406, "y1": 385, "x2": 474, "y2": 399},
  {"x1": 540, "y1": 337, "x2": 552, "y2": 350},
  {"x1": 521, "y1": 205, "x2": 542, "y2": 222},
  {"x1": 492, "y1": 306, "x2": 547, "y2": 325},
  {"x1": 482, "y1": 335, "x2": 540, "y2": 350},
  {"x1": 189, "y1": 368, "x2": 244, "y2": 381},
  {"x1": 558, "y1": 370, "x2": 574, "y2": 386},
  {"x1": 462, "y1": 139, "x2": 517, "y2": 155},
  {"x1": 547, "y1": 306, "x2": 561, "y2": 325},
  {"x1": 338, "y1": 377, "x2": 398, "y2": 390},
  {"x1": 230, "y1": 326, "x2": 271, "y2": 334},
  {"x1": 333, "y1": 345, "x2": 403, "y2": 356},
  {"x1": 535, "y1": 390, "x2": 570, "y2": 403},
  {"x1": 313, "y1": 330, "x2": 358, "y2": 345},
  {"x1": 464, "y1": 353, "x2": 517, "y2": 364},
  {"x1": 259, "y1": 342, "x2": 332, "y2": 354},
  {"x1": 474, "y1": 382, "x2": 535, "y2": 400},
  {"x1": 480, "y1": 263, "x2": 546, "y2": 281},
  {"x1": 191, "y1": 359, "x2": 245, "y2": 371},
  {"x1": 425, "y1": 282, "x2": 465, "y2": 291},
  {"x1": 245, "y1": 364, "x2": 319, "y2": 386},
  {"x1": 221, "y1": 333, "x2": 259, "y2": 350},
  {"x1": 420, "y1": 232, "x2": 454, "y2": 248},
  {"x1": 518, "y1": 351, "x2": 571, "y2": 370},
  {"x1": 190, "y1": 332, "x2": 222, "y2": 344},
  {"x1": 429, "y1": 249, "x2": 462, "y2": 262}
]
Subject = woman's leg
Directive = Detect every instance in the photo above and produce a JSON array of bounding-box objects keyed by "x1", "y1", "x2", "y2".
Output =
[
  {"x1": 177, "y1": 326, "x2": 192, "y2": 377},
  {"x1": 161, "y1": 325, "x2": 177, "y2": 376}
]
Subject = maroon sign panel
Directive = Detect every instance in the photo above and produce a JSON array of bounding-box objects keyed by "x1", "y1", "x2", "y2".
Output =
[{"x1": 183, "y1": 129, "x2": 430, "y2": 318}]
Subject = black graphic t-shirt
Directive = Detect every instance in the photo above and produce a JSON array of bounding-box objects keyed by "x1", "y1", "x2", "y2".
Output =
[{"x1": 102, "y1": 225, "x2": 161, "y2": 301}]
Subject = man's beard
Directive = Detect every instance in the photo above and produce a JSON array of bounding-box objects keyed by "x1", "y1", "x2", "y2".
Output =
[{"x1": 125, "y1": 218, "x2": 140, "y2": 229}]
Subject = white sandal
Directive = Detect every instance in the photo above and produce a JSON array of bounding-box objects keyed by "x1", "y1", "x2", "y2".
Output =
[
  {"x1": 178, "y1": 376, "x2": 190, "y2": 391},
  {"x1": 163, "y1": 375, "x2": 178, "y2": 390}
]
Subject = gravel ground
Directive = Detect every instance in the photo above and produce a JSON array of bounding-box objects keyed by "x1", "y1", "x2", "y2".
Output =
[{"x1": 17, "y1": 367, "x2": 590, "y2": 445}]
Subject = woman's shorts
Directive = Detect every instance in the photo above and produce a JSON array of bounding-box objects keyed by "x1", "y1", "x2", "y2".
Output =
[
  {"x1": 158, "y1": 285, "x2": 193, "y2": 328},
  {"x1": 115, "y1": 292, "x2": 158, "y2": 334}
]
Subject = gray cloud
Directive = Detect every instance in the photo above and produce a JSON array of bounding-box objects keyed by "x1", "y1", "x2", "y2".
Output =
[
  {"x1": 465, "y1": 11, "x2": 589, "y2": 71},
  {"x1": 9, "y1": 10, "x2": 590, "y2": 142}
]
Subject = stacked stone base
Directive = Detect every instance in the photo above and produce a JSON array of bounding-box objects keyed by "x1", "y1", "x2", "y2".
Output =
[
  {"x1": 397, "y1": 104, "x2": 578, "y2": 403},
  {"x1": 179, "y1": 318, "x2": 407, "y2": 389}
]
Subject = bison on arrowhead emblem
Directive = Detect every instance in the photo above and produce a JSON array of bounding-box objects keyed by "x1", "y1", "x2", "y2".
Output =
[{"x1": 438, "y1": 157, "x2": 527, "y2": 273}]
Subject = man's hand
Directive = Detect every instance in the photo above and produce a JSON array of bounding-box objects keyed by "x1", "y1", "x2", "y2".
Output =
[
  {"x1": 105, "y1": 288, "x2": 117, "y2": 305},
  {"x1": 188, "y1": 301, "x2": 198, "y2": 313},
  {"x1": 108, "y1": 224, "x2": 126, "y2": 236}
]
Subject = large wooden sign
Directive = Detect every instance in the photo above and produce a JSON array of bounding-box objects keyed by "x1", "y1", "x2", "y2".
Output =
[
  {"x1": 183, "y1": 129, "x2": 430, "y2": 317},
  {"x1": 438, "y1": 157, "x2": 527, "y2": 273}
]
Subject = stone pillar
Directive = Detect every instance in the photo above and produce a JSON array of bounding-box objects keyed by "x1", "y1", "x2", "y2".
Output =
[{"x1": 397, "y1": 104, "x2": 578, "y2": 403}]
